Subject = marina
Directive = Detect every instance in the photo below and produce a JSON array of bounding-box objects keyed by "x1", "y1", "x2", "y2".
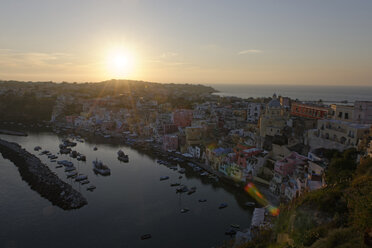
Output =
[{"x1": 0, "y1": 130, "x2": 257, "y2": 248}]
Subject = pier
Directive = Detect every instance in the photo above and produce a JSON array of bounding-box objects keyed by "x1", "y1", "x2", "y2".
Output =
[{"x1": 0, "y1": 138, "x2": 87, "y2": 210}]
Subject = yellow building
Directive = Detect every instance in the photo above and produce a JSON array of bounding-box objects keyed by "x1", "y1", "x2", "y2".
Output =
[{"x1": 259, "y1": 94, "x2": 288, "y2": 138}]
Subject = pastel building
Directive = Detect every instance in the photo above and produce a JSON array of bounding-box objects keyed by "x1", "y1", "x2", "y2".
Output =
[
  {"x1": 331, "y1": 104, "x2": 354, "y2": 122},
  {"x1": 316, "y1": 119, "x2": 370, "y2": 147},
  {"x1": 185, "y1": 126, "x2": 203, "y2": 147},
  {"x1": 274, "y1": 152, "x2": 307, "y2": 177},
  {"x1": 172, "y1": 109, "x2": 193, "y2": 127},
  {"x1": 353, "y1": 101, "x2": 372, "y2": 124},
  {"x1": 162, "y1": 134, "x2": 179, "y2": 151},
  {"x1": 247, "y1": 103, "x2": 264, "y2": 122}
]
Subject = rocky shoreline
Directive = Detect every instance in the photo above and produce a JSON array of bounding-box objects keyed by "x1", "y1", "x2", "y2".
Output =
[{"x1": 0, "y1": 138, "x2": 87, "y2": 210}]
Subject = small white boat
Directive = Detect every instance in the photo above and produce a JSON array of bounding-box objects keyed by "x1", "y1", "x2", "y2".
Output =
[
  {"x1": 245, "y1": 202, "x2": 255, "y2": 207},
  {"x1": 219, "y1": 203, "x2": 228, "y2": 209},
  {"x1": 64, "y1": 166, "x2": 76, "y2": 172},
  {"x1": 34, "y1": 146, "x2": 42, "y2": 151},
  {"x1": 87, "y1": 185, "x2": 96, "y2": 191},
  {"x1": 66, "y1": 171, "x2": 77, "y2": 177},
  {"x1": 178, "y1": 168, "x2": 186, "y2": 174},
  {"x1": 80, "y1": 179, "x2": 90, "y2": 185},
  {"x1": 160, "y1": 176, "x2": 169, "y2": 181},
  {"x1": 180, "y1": 208, "x2": 189, "y2": 213},
  {"x1": 75, "y1": 174, "x2": 88, "y2": 182}
]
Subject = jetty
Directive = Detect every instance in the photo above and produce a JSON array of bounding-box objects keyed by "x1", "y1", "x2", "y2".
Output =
[
  {"x1": 0, "y1": 138, "x2": 87, "y2": 210},
  {"x1": 0, "y1": 129, "x2": 28, "y2": 136}
]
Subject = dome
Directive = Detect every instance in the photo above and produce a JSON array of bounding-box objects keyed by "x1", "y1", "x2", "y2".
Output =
[{"x1": 267, "y1": 98, "x2": 281, "y2": 108}]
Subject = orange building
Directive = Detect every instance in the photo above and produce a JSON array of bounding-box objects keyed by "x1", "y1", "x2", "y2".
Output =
[{"x1": 291, "y1": 102, "x2": 329, "y2": 120}]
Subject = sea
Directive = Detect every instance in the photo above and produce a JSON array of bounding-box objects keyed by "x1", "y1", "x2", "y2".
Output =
[
  {"x1": 0, "y1": 131, "x2": 255, "y2": 248},
  {"x1": 208, "y1": 84, "x2": 372, "y2": 104}
]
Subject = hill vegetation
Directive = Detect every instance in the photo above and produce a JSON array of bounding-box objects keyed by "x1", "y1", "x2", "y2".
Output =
[{"x1": 237, "y1": 149, "x2": 372, "y2": 248}]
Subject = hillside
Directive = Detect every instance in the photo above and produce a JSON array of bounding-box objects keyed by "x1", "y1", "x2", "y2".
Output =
[{"x1": 236, "y1": 149, "x2": 372, "y2": 248}]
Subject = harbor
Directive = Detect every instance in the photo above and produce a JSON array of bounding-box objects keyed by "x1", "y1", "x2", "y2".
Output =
[
  {"x1": 0, "y1": 130, "x2": 257, "y2": 248},
  {"x1": 0, "y1": 138, "x2": 87, "y2": 210}
]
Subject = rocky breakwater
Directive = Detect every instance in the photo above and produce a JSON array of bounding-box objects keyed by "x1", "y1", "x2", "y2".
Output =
[{"x1": 0, "y1": 138, "x2": 87, "y2": 210}]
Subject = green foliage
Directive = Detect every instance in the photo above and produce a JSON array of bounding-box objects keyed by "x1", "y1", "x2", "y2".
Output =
[
  {"x1": 62, "y1": 103, "x2": 83, "y2": 116},
  {"x1": 325, "y1": 148, "x2": 357, "y2": 184},
  {"x1": 0, "y1": 93, "x2": 56, "y2": 122},
  {"x1": 309, "y1": 228, "x2": 365, "y2": 248},
  {"x1": 346, "y1": 158, "x2": 372, "y2": 231}
]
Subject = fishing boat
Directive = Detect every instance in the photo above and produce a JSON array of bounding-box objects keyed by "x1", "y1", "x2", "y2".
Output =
[
  {"x1": 176, "y1": 186, "x2": 188, "y2": 193},
  {"x1": 140, "y1": 234, "x2": 152, "y2": 240},
  {"x1": 225, "y1": 228, "x2": 237, "y2": 236},
  {"x1": 34, "y1": 146, "x2": 42, "y2": 151},
  {"x1": 180, "y1": 208, "x2": 189, "y2": 213},
  {"x1": 245, "y1": 202, "x2": 255, "y2": 207},
  {"x1": 75, "y1": 174, "x2": 88, "y2": 182},
  {"x1": 64, "y1": 166, "x2": 76, "y2": 172},
  {"x1": 80, "y1": 179, "x2": 90, "y2": 185},
  {"x1": 87, "y1": 185, "x2": 96, "y2": 191},
  {"x1": 66, "y1": 171, "x2": 77, "y2": 178},
  {"x1": 92, "y1": 159, "x2": 111, "y2": 175},
  {"x1": 178, "y1": 168, "x2": 186, "y2": 174},
  {"x1": 170, "y1": 183, "x2": 180, "y2": 187},
  {"x1": 219, "y1": 203, "x2": 228, "y2": 209},
  {"x1": 117, "y1": 150, "x2": 129, "y2": 162},
  {"x1": 187, "y1": 186, "x2": 196, "y2": 195},
  {"x1": 160, "y1": 176, "x2": 169, "y2": 181}
]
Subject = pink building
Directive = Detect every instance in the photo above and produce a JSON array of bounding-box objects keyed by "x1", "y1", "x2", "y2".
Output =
[
  {"x1": 236, "y1": 147, "x2": 262, "y2": 168},
  {"x1": 163, "y1": 134, "x2": 179, "y2": 151},
  {"x1": 173, "y1": 109, "x2": 193, "y2": 128},
  {"x1": 274, "y1": 152, "x2": 307, "y2": 177},
  {"x1": 162, "y1": 123, "x2": 178, "y2": 134}
]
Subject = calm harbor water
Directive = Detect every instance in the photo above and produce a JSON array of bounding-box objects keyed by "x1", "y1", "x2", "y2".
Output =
[
  {"x1": 0, "y1": 131, "x2": 255, "y2": 248},
  {"x1": 209, "y1": 84, "x2": 372, "y2": 103}
]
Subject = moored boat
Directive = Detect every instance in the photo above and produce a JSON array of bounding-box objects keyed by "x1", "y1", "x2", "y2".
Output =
[
  {"x1": 92, "y1": 159, "x2": 111, "y2": 176},
  {"x1": 219, "y1": 203, "x2": 228, "y2": 209},
  {"x1": 87, "y1": 185, "x2": 96, "y2": 191}
]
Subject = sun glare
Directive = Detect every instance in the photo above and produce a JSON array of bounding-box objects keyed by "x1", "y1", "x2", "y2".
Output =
[{"x1": 106, "y1": 47, "x2": 136, "y2": 78}]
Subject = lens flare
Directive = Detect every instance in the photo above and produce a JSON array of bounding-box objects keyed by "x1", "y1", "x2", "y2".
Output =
[{"x1": 244, "y1": 182, "x2": 280, "y2": 216}]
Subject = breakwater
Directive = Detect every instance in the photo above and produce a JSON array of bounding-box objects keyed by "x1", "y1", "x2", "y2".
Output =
[
  {"x1": 0, "y1": 129, "x2": 28, "y2": 136},
  {"x1": 0, "y1": 138, "x2": 87, "y2": 210}
]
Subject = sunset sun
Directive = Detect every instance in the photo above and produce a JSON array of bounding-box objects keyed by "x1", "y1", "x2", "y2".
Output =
[{"x1": 105, "y1": 47, "x2": 136, "y2": 78}]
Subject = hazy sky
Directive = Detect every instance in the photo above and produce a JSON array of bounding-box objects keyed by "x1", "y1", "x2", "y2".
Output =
[{"x1": 0, "y1": 0, "x2": 371, "y2": 85}]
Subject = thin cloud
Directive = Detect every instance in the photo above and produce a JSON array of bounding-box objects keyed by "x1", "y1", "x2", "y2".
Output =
[
  {"x1": 161, "y1": 52, "x2": 178, "y2": 58},
  {"x1": 238, "y1": 49, "x2": 263, "y2": 55}
]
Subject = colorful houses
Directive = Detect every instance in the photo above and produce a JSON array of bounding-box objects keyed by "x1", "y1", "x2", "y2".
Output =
[{"x1": 173, "y1": 109, "x2": 193, "y2": 127}]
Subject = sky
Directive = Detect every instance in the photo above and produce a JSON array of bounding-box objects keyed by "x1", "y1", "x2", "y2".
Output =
[{"x1": 0, "y1": 0, "x2": 371, "y2": 85}]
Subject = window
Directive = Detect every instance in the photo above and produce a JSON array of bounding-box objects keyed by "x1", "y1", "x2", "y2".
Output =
[
  {"x1": 338, "y1": 112, "x2": 343, "y2": 118},
  {"x1": 345, "y1": 113, "x2": 349, "y2": 119}
]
